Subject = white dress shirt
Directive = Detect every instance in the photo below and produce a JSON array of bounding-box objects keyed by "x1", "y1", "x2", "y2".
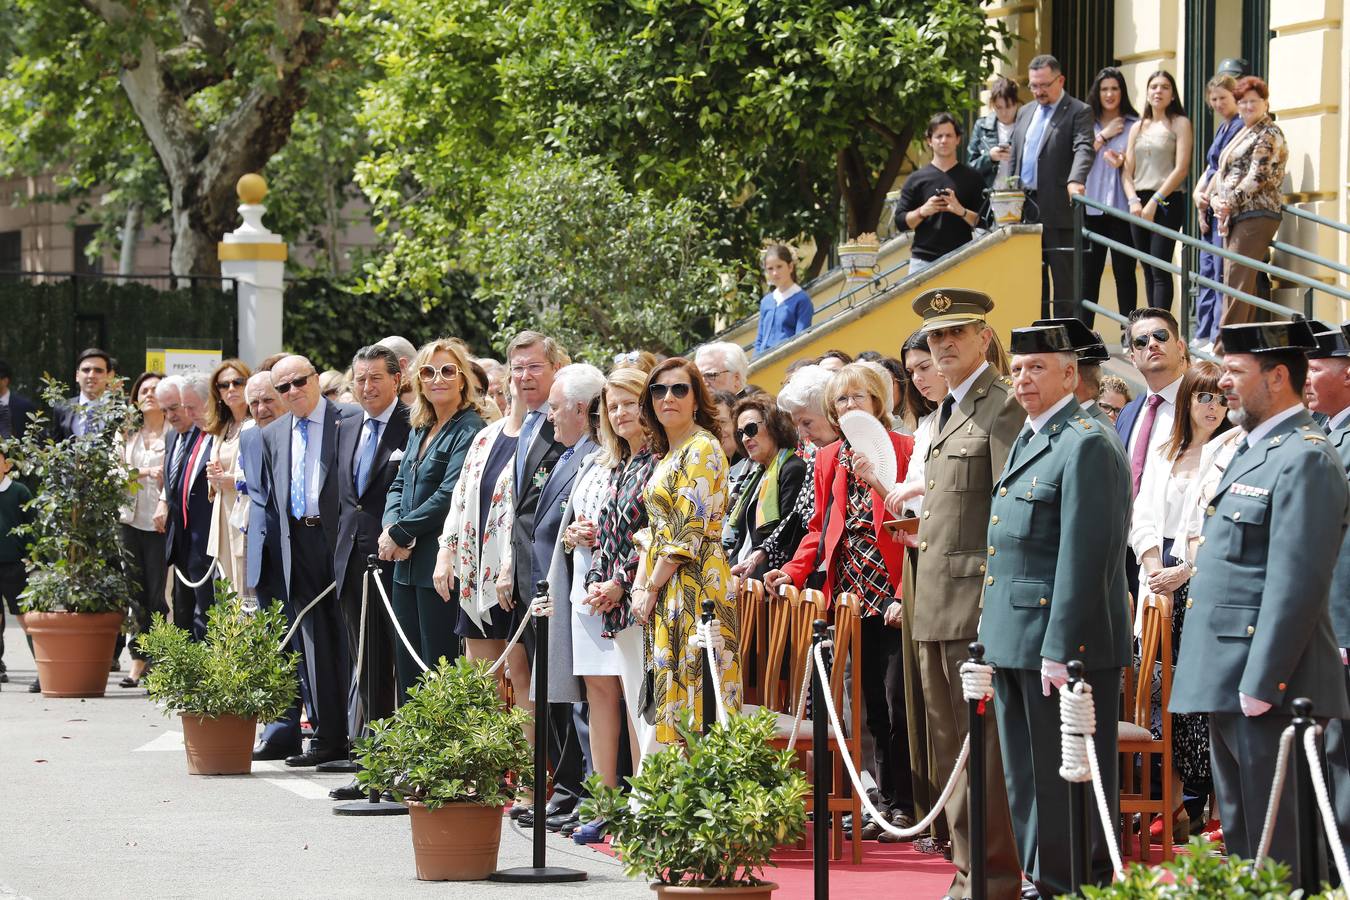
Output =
[
  {"x1": 1243, "y1": 402, "x2": 1304, "y2": 447},
  {"x1": 291, "y1": 399, "x2": 328, "y2": 517},
  {"x1": 1330, "y1": 406, "x2": 1350, "y2": 431},
  {"x1": 898, "y1": 409, "x2": 938, "y2": 516},
  {"x1": 357, "y1": 398, "x2": 398, "y2": 460},
  {"x1": 1125, "y1": 375, "x2": 1183, "y2": 463}
]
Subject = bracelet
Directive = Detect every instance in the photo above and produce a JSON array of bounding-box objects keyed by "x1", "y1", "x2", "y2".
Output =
[{"x1": 1154, "y1": 195, "x2": 1169, "y2": 208}]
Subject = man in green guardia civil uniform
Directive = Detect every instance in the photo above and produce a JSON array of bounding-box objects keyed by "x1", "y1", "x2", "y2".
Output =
[
  {"x1": 1171, "y1": 321, "x2": 1350, "y2": 884},
  {"x1": 978, "y1": 325, "x2": 1132, "y2": 898},
  {"x1": 1032, "y1": 317, "x2": 1123, "y2": 447}
]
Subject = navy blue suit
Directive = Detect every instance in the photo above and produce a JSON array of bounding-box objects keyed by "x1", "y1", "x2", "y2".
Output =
[
  {"x1": 2, "y1": 391, "x2": 38, "y2": 439},
  {"x1": 1114, "y1": 394, "x2": 1146, "y2": 450},
  {"x1": 164, "y1": 427, "x2": 214, "y2": 639}
]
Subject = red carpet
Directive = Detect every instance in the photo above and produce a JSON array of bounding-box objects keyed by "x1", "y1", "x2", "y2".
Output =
[{"x1": 588, "y1": 835, "x2": 956, "y2": 898}]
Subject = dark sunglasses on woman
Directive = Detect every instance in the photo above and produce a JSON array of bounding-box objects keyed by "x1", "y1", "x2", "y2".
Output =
[
  {"x1": 649, "y1": 382, "x2": 692, "y2": 400},
  {"x1": 734, "y1": 422, "x2": 761, "y2": 440},
  {"x1": 215, "y1": 376, "x2": 247, "y2": 392},
  {"x1": 1194, "y1": 391, "x2": 1229, "y2": 407}
]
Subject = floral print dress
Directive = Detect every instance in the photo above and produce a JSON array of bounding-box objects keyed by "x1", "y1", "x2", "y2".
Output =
[{"x1": 640, "y1": 429, "x2": 741, "y2": 743}]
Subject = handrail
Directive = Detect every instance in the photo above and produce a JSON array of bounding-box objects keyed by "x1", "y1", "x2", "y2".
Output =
[
  {"x1": 1282, "y1": 203, "x2": 1350, "y2": 237},
  {"x1": 1074, "y1": 194, "x2": 1350, "y2": 304},
  {"x1": 1271, "y1": 241, "x2": 1350, "y2": 279}
]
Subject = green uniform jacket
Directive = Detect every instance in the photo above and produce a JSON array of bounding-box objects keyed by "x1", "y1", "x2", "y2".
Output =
[
  {"x1": 1171, "y1": 409, "x2": 1350, "y2": 716},
  {"x1": 912, "y1": 365, "x2": 1025, "y2": 642},
  {"x1": 978, "y1": 400, "x2": 1132, "y2": 671},
  {"x1": 1082, "y1": 399, "x2": 1125, "y2": 453},
  {"x1": 1329, "y1": 421, "x2": 1350, "y2": 648}
]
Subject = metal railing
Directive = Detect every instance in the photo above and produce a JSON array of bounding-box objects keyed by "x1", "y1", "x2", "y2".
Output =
[{"x1": 1071, "y1": 195, "x2": 1350, "y2": 349}]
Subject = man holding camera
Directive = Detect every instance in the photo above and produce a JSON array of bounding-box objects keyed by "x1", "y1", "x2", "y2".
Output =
[{"x1": 896, "y1": 112, "x2": 986, "y2": 276}]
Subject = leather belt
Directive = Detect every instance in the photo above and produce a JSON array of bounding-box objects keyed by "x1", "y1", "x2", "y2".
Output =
[{"x1": 292, "y1": 515, "x2": 322, "y2": 528}]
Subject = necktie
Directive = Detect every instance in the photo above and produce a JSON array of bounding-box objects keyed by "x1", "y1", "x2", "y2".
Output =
[
  {"x1": 180, "y1": 432, "x2": 206, "y2": 527},
  {"x1": 0, "y1": 402, "x2": 12, "y2": 439},
  {"x1": 355, "y1": 418, "x2": 382, "y2": 496},
  {"x1": 170, "y1": 428, "x2": 193, "y2": 493},
  {"x1": 1006, "y1": 426, "x2": 1033, "y2": 472},
  {"x1": 72, "y1": 404, "x2": 87, "y2": 437},
  {"x1": 516, "y1": 410, "x2": 542, "y2": 487},
  {"x1": 291, "y1": 417, "x2": 310, "y2": 520},
  {"x1": 938, "y1": 395, "x2": 955, "y2": 432},
  {"x1": 1129, "y1": 394, "x2": 1165, "y2": 496},
  {"x1": 1019, "y1": 104, "x2": 1053, "y2": 190}
]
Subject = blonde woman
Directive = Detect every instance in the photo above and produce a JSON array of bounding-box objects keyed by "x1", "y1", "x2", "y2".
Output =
[
  {"x1": 381, "y1": 338, "x2": 486, "y2": 701},
  {"x1": 204, "y1": 358, "x2": 251, "y2": 588}
]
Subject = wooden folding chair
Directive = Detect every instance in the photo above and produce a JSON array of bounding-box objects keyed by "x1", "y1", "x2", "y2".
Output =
[
  {"x1": 737, "y1": 578, "x2": 769, "y2": 705},
  {"x1": 1118, "y1": 592, "x2": 1176, "y2": 862}
]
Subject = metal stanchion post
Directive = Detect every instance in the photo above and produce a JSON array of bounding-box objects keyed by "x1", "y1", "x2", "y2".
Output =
[
  {"x1": 811, "y1": 619, "x2": 829, "y2": 900},
  {"x1": 702, "y1": 599, "x2": 717, "y2": 735},
  {"x1": 1293, "y1": 698, "x2": 1328, "y2": 893},
  {"x1": 968, "y1": 642, "x2": 988, "y2": 900},
  {"x1": 1066, "y1": 660, "x2": 1090, "y2": 894},
  {"x1": 334, "y1": 557, "x2": 407, "y2": 816},
  {"x1": 490, "y1": 581, "x2": 587, "y2": 884}
]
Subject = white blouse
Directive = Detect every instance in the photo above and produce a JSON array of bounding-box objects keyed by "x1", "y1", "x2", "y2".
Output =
[
  {"x1": 1129, "y1": 444, "x2": 1195, "y2": 562},
  {"x1": 897, "y1": 409, "x2": 938, "y2": 517},
  {"x1": 1171, "y1": 428, "x2": 1246, "y2": 565}
]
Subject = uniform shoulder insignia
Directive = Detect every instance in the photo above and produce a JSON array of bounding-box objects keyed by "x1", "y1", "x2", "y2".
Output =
[
  {"x1": 1070, "y1": 416, "x2": 1095, "y2": 434},
  {"x1": 1304, "y1": 433, "x2": 1327, "y2": 443},
  {"x1": 1000, "y1": 376, "x2": 1013, "y2": 386}
]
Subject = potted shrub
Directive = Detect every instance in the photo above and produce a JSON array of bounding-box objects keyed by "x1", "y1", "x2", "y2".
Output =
[
  {"x1": 15, "y1": 377, "x2": 137, "y2": 697},
  {"x1": 988, "y1": 174, "x2": 1027, "y2": 225},
  {"x1": 355, "y1": 657, "x2": 533, "y2": 881},
  {"x1": 139, "y1": 585, "x2": 298, "y2": 775},
  {"x1": 582, "y1": 708, "x2": 808, "y2": 898},
  {"x1": 1080, "y1": 836, "x2": 1339, "y2": 898}
]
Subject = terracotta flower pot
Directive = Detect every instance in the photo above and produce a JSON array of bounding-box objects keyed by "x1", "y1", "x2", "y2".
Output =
[
  {"x1": 20, "y1": 611, "x2": 123, "y2": 697},
  {"x1": 652, "y1": 882, "x2": 779, "y2": 899},
  {"x1": 180, "y1": 713, "x2": 258, "y2": 775},
  {"x1": 407, "y1": 801, "x2": 504, "y2": 881}
]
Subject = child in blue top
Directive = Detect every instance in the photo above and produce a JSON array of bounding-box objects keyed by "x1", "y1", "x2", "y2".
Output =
[{"x1": 753, "y1": 245, "x2": 812, "y2": 356}]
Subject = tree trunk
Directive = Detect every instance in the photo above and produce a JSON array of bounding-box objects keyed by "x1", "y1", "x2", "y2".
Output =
[{"x1": 117, "y1": 201, "x2": 140, "y2": 279}]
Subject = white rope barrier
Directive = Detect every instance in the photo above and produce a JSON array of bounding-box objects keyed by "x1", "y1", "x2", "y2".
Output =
[
  {"x1": 786, "y1": 646, "x2": 814, "y2": 750},
  {"x1": 369, "y1": 572, "x2": 431, "y2": 674},
  {"x1": 172, "y1": 558, "x2": 222, "y2": 589},
  {"x1": 1303, "y1": 724, "x2": 1350, "y2": 888},
  {"x1": 693, "y1": 619, "x2": 730, "y2": 726},
  {"x1": 486, "y1": 600, "x2": 536, "y2": 677},
  {"x1": 1255, "y1": 725, "x2": 1297, "y2": 865},
  {"x1": 810, "y1": 642, "x2": 971, "y2": 840},
  {"x1": 1057, "y1": 680, "x2": 1125, "y2": 879},
  {"x1": 276, "y1": 580, "x2": 337, "y2": 651},
  {"x1": 354, "y1": 570, "x2": 369, "y2": 684}
]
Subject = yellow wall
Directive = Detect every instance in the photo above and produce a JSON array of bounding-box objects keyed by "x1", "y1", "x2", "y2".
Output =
[{"x1": 748, "y1": 228, "x2": 1044, "y2": 386}]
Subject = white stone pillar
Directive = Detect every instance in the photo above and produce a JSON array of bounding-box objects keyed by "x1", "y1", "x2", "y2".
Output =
[{"x1": 219, "y1": 174, "x2": 288, "y2": 365}]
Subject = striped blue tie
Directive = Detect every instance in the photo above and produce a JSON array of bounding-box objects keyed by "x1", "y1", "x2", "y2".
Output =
[{"x1": 290, "y1": 417, "x2": 309, "y2": 519}]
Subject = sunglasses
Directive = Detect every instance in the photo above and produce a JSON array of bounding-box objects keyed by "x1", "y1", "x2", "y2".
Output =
[
  {"x1": 216, "y1": 377, "x2": 247, "y2": 392},
  {"x1": 735, "y1": 422, "x2": 761, "y2": 440},
  {"x1": 1194, "y1": 391, "x2": 1229, "y2": 407},
  {"x1": 419, "y1": 363, "x2": 461, "y2": 383},
  {"x1": 274, "y1": 373, "x2": 314, "y2": 395},
  {"x1": 649, "y1": 382, "x2": 692, "y2": 400},
  {"x1": 700, "y1": 369, "x2": 728, "y2": 382},
  {"x1": 1130, "y1": 328, "x2": 1173, "y2": 350}
]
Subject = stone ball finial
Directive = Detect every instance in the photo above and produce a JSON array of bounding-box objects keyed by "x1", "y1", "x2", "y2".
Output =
[{"x1": 237, "y1": 173, "x2": 268, "y2": 205}]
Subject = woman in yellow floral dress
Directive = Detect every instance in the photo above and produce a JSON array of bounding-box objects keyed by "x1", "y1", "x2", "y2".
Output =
[{"x1": 631, "y1": 358, "x2": 742, "y2": 744}]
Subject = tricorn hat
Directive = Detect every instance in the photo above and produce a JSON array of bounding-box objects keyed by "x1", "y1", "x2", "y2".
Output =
[
  {"x1": 1033, "y1": 317, "x2": 1110, "y2": 363},
  {"x1": 1220, "y1": 321, "x2": 1318, "y2": 354},
  {"x1": 1009, "y1": 325, "x2": 1074, "y2": 355},
  {"x1": 1307, "y1": 325, "x2": 1350, "y2": 359}
]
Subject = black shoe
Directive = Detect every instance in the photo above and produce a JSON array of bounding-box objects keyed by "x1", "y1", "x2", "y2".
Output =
[
  {"x1": 546, "y1": 812, "x2": 580, "y2": 833},
  {"x1": 286, "y1": 746, "x2": 348, "y2": 768},
  {"x1": 0, "y1": 671, "x2": 7, "y2": 683},
  {"x1": 110, "y1": 658, "x2": 122, "y2": 673},
  {"x1": 508, "y1": 801, "x2": 530, "y2": 820},
  {"x1": 329, "y1": 779, "x2": 365, "y2": 801},
  {"x1": 29, "y1": 679, "x2": 40, "y2": 693},
  {"x1": 252, "y1": 741, "x2": 301, "y2": 761},
  {"x1": 517, "y1": 809, "x2": 535, "y2": 829}
]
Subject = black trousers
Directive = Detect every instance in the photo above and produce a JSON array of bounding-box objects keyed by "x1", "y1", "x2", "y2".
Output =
[
  {"x1": 171, "y1": 543, "x2": 214, "y2": 641},
  {"x1": 339, "y1": 556, "x2": 396, "y2": 737},
  {"x1": 859, "y1": 613, "x2": 913, "y2": 814},
  {"x1": 1129, "y1": 190, "x2": 1185, "y2": 311},
  {"x1": 289, "y1": 523, "x2": 350, "y2": 753},
  {"x1": 121, "y1": 525, "x2": 168, "y2": 661},
  {"x1": 1083, "y1": 213, "x2": 1139, "y2": 323},
  {"x1": 1038, "y1": 224, "x2": 1077, "y2": 320},
  {"x1": 0, "y1": 560, "x2": 30, "y2": 668},
  {"x1": 256, "y1": 554, "x2": 305, "y2": 754}
]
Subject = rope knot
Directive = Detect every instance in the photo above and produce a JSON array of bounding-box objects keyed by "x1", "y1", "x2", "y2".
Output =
[
  {"x1": 1058, "y1": 680, "x2": 1095, "y2": 783},
  {"x1": 959, "y1": 660, "x2": 995, "y2": 704}
]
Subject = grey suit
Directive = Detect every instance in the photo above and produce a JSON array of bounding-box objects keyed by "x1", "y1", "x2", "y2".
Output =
[
  {"x1": 1319, "y1": 419, "x2": 1350, "y2": 852},
  {"x1": 1008, "y1": 92, "x2": 1094, "y2": 317}
]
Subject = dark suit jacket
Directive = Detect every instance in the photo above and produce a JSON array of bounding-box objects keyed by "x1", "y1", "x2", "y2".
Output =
[
  {"x1": 163, "y1": 427, "x2": 214, "y2": 568},
  {"x1": 529, "y1": 436, "x2": 595, "y2": 598},
  {"x1": 334, "y1": 401, "x2": 412, "y2": 597},
  {"x1": 782, "y1": 432, "x2": 914, "y2": 603},
  {"x1": 383, "y1": 406, "x2": 486, "y2": 587},
  {"x1": 728, "y1": 453, "x2": 808, "y2": 579},
  {"x1": 1009, "y1": 92, "x2": 1094, "y2": 235},
  {"x1": 1114, "y1": 394, "x2": 1146, "y2": 449},
  {"x1": 511, "y1": 417, "x2": 565, "y2": 603},
  {"x1": 52, "y1": 394, "x2": 90, "y2": 441},
  {"x1": 240, "y1": 426, "x2": 270, "y2": 590},
  {"x1": 5, "y1": 392, "x2": 37, "y2": 439},
  {"x1": 260, "y1": 400, "x2": 357, "y2": 590}
]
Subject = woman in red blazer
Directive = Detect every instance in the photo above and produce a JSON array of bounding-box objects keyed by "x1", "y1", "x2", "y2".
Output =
[{"x1": 765, "y1": 361, "x2": 916, "y2": 832}]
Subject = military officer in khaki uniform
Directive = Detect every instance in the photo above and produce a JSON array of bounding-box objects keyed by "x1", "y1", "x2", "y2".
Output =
[
  {"x1": 979, "y1": 325, "x2": 1132, "y2": 897},
  {"x1": 910, "y1": 289, "x2": 1023, "y2": 900},
  {"x1": 1305, "y1": 322, "x2": 1350, "y2": 849},
  {"x1": 1032, "y1": 317, "x2": 1122, "y2": 446},
  {"x1": 1171, "y1": 321, "x2": 1350, "y2": 883}
]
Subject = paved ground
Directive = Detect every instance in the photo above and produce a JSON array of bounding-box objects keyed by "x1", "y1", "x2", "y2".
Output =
[{"x1": 0, "y1": 620, "x2": 648, "y2": 900}]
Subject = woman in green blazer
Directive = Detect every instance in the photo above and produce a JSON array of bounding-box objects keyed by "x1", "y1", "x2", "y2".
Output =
[{"x1": 380, "y1": 338, "x2": 488, "y2": 700}]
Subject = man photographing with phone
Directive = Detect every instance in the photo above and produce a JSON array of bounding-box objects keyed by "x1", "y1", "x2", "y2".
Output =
[{"x1": 896, "y1": 111, "x2": 986, "y2": 275}]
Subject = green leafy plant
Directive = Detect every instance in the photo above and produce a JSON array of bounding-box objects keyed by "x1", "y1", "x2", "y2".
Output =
[
  {"x1": 581, "y1": 707, "x2": 808, "y2": 886},
  {"x1": 355, "y1": 657, "x2": 533, "y2": 809},
  {"x1": 1074, "y1": 837, "x2": 1345, "y2": 899},
  {"x1": 13, "y1": 377, "x2": 136, "y2": 614},
  {"x1": 139, "y1": 584, "x2": 298, "y2": 722}
]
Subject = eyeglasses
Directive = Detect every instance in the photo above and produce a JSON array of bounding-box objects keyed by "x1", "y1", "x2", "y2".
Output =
[
  {"x1": 216, "y1": 377, "x2": 247, "y2": 392},
  {"x1": 833, "y1": 392, "x2": 871, "y2": 409},
  {"x1": 649, "y1": 383, "x2": 692, "y2": 400},
  {"x1": 1098, "y1": 402, "x2": 1121, "y2": 417},
  {"x1": 510, "y1": 363, "x2": 548, "y2": 377},
  {"x1": 1194, "y1": 391, "x2": 1229, "y2": 407},
  {"x1": 418, "y1": 363, "x2": 461, "y2": 383},
  {"x1": 274, "y1": 372, "x2": 315, "y2": 395},
  {"x1": 735, "y1": 422, "x2": 761, "y2": 440},
  {"x1": 1130, "y1": 328, "x2": 1172, "y2": 350},
  {"x1": 700, "y1": 369, "x2": 728, "y2": 382}
]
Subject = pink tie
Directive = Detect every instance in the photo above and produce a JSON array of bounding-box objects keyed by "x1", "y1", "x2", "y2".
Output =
[{"x1": 1130, "y1": 394, "x2": 1164, "y2": 496}]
